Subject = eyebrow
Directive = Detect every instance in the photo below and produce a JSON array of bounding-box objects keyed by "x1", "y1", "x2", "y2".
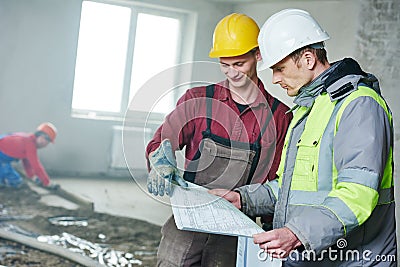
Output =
[
  {"x1": 220, "y1": 60, "x2": 244, "y2": 66},
  {"x1": 271, "y1": 64, "x2": 283, "y2": 70}
]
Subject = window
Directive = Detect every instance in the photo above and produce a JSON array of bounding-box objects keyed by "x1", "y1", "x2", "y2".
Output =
[{"x1": 72, "y1": 1, "x2": 192, "y2": 120}]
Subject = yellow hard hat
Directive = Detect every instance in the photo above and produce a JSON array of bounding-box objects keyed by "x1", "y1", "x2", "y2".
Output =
[{"x1": 209, "y1": 13, "x2": 260, "y2": 58}]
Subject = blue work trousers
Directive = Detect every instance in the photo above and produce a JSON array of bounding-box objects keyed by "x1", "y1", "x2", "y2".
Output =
[{"x1": 0, "y1": 150, "x2": 22, "y2": 187}]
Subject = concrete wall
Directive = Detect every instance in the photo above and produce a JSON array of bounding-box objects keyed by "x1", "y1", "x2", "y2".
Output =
[
  {"x1": 355, "y1": 0, "x2": 400, "y2": 180},
  {"x1": 353, "y1": 0, "x2": 400, "y2": 256}
]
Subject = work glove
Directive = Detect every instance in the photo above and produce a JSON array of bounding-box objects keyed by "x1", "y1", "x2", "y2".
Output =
[
  {"x1": 148, "y1": 139, "x2": 187, "y2": 196},
  {"x1": 47, "y1": 183, "x2": 60, "y2": 190},
  {"x1": 34, "y1": 177, "x2": 59, "y2": 190}
]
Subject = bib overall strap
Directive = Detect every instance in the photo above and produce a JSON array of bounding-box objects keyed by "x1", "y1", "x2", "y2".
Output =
[
  {"x1": 204, "y1": 84, "x2": 215, "y2": 137},
  {"x1": 255, "y1": 97, "x2": 279, "y2": 144},
  {"x1": 248, "y1": 98, "x2": 280, "y2": 183},
  {"x1": 183, "y1": 84, "x2": 215, "y2": 183}
]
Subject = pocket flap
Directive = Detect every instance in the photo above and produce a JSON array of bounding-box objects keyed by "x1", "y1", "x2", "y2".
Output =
[
  {"x1": 202, "y1": 139, "x2": 253, "y2": 162},
  {"x1": 296, "y1": 129, "x2": 323, "y2": 147}
]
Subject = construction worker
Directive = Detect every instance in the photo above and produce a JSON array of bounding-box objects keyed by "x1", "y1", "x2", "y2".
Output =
[
  {"x1": 0, "y1": 122, "x2": 58, "y2": 188},
  {"x1": 211, "y1": 9, "x2": 396, "y2": 266},
  {"x1": 145, "y1": 13, "x2": 292, "y2": 266}
]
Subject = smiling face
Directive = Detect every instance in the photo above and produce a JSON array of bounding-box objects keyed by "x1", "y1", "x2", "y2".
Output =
[{"x1": 219, "y1": 49, "x2": 260, "y2": 90}]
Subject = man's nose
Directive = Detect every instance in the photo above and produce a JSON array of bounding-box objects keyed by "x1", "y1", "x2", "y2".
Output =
[
  {"x1": 227, "y1": 66, "x2": 239, "y2": 77},
  {"x1": 272, "y1": 72, "x2": 281, "y2": 84}
]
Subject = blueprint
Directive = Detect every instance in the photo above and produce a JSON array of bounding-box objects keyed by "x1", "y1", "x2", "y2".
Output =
[{"x1": 170, "y1": 182, "x2": 264, "y2": 237}]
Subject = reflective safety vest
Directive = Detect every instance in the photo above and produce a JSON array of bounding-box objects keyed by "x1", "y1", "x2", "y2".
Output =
[{"x1": 273, "y1": 85, "x2": 394, "y2": 235}]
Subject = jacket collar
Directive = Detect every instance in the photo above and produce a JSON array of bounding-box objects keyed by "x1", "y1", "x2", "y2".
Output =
[{"x1": 293, "y1": 58, "x2": 372, "y2": 108}]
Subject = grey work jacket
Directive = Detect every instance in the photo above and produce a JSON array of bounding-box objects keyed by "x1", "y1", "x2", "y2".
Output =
[{"x1": 236, "y1": 58, "x2": 397, "y2": 266}]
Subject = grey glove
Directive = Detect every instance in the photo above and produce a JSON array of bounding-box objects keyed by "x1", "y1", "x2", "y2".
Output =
[
  {"x1": 148, "y1": 139, "x2": 187, "y2": 196},
  {"x1": 34, "y1": 177, "x2": 59, "y2": 190},
  {"x1": 34, "y1": 177, "x2": 43, "y2": 186},
  {"x1": 47, "y1": 183, "x2": 60, "y2": 190}
]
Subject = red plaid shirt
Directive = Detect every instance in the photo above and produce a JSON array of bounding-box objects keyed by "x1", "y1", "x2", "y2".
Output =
[{"x1": 147, "y1": 79, "x2": 292, "y2": 183}]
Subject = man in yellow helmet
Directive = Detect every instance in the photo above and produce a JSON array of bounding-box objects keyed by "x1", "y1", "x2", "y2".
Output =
[
  {"x1": 145, "y1": 13, "x2": 292, "y2": 266},
  {"x1": 0, "y1": 122, "x2": 58, "y2": 188}
]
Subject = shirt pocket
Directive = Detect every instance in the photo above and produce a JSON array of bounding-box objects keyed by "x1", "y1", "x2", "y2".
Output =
[{"x1": 291, "y1": 130, "x2": 323, "y2": 192}]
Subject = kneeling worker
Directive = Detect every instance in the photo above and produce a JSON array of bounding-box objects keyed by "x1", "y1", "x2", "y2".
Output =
[{"x1": 0, "y1": 122, "x2": 58, "y2": 188}]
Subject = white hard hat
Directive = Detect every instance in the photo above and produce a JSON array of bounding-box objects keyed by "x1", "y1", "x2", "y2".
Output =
[{"x1": 258, "y1": 9, "x2": 330, "y2": 70}]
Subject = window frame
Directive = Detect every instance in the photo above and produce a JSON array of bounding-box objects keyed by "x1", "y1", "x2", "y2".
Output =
[{"x1": 71, "y1": 0, "x2": 195, "y2": 123}]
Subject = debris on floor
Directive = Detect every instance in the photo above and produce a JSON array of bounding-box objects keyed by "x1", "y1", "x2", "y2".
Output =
[{"x1": 0, "y1": 181, "x2": 161, "y2": 266}]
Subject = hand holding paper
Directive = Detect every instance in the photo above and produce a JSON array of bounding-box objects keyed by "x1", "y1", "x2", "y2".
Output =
[
  {"x1": 170, "y1": 182, "x2": 263, "y2": 237},
  {"x1": 253, "y1": 227, "x2": 302, "y2": 259},
  {"x1": 208, "y1": 188, "x2": 242, "y2": 209}
]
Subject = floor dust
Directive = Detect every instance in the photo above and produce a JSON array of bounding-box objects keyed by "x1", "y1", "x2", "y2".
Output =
[{"x1": 0, "y1": 181, "x2": 162, "y2": 266}]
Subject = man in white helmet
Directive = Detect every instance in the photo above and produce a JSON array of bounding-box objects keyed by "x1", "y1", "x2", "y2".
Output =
[
  {"x1": 211, "y1": 9, "x2": 396, "y2": 266},
  {"x1": 146, "y1": 13, "x2": 292, "y2": 266}
]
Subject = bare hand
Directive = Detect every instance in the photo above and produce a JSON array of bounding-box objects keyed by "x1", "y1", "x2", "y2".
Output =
[
  {"x1": 253, "y1": 227, "x2": 302, "y2": 258},
  {"x1": 208, "y1": 189, "x2": 241, "y2": 209}
]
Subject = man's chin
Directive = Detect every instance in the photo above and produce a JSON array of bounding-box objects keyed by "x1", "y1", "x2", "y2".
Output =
[
  {"x1": 228, "y1": 79, "x2": 249, "y2": 89},
  {"x1": 286, "y1": 89, "x2": 299, "y2": 97}
]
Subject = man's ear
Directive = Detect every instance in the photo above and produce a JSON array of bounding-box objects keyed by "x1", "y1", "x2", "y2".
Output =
[
  {"x1": 255, "y1": 48, "x2": 262, "y2": 62},
  {"x1": 303, "y1": 51, "x2": 316, "y2": 70}
]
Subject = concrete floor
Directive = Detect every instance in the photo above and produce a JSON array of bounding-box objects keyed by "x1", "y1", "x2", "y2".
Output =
[
  {"x1": 47, "y1": 170, "x2": 399, "y2": 261},
  {"x1": 50, "y1": 176, "x2": 172, "y2": 226}
]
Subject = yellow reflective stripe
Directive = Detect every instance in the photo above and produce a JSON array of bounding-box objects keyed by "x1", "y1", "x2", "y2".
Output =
[
  {"x1": 334, "y1": 86, "x2": 393, "y2": 192},
  {"x1": 358, "y1": 86, "x2": 390, "y2": 115},
  {"x1": 381, "y1": 146, "x2": 393, "y2": 189},
  {"x1": 328, "y1": 182, "x2": 379, "y2": 225},
  {"x1": 335, "y1": 86, "x2": 391, "y2": 135},
  {"x1": 276, "y1": 105, "x2": 309, "y2": 187}
]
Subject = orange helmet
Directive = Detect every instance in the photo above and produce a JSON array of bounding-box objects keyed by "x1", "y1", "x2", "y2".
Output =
[{"x1": 36, "y1": 122, "x2": 57, "y2": 143}]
